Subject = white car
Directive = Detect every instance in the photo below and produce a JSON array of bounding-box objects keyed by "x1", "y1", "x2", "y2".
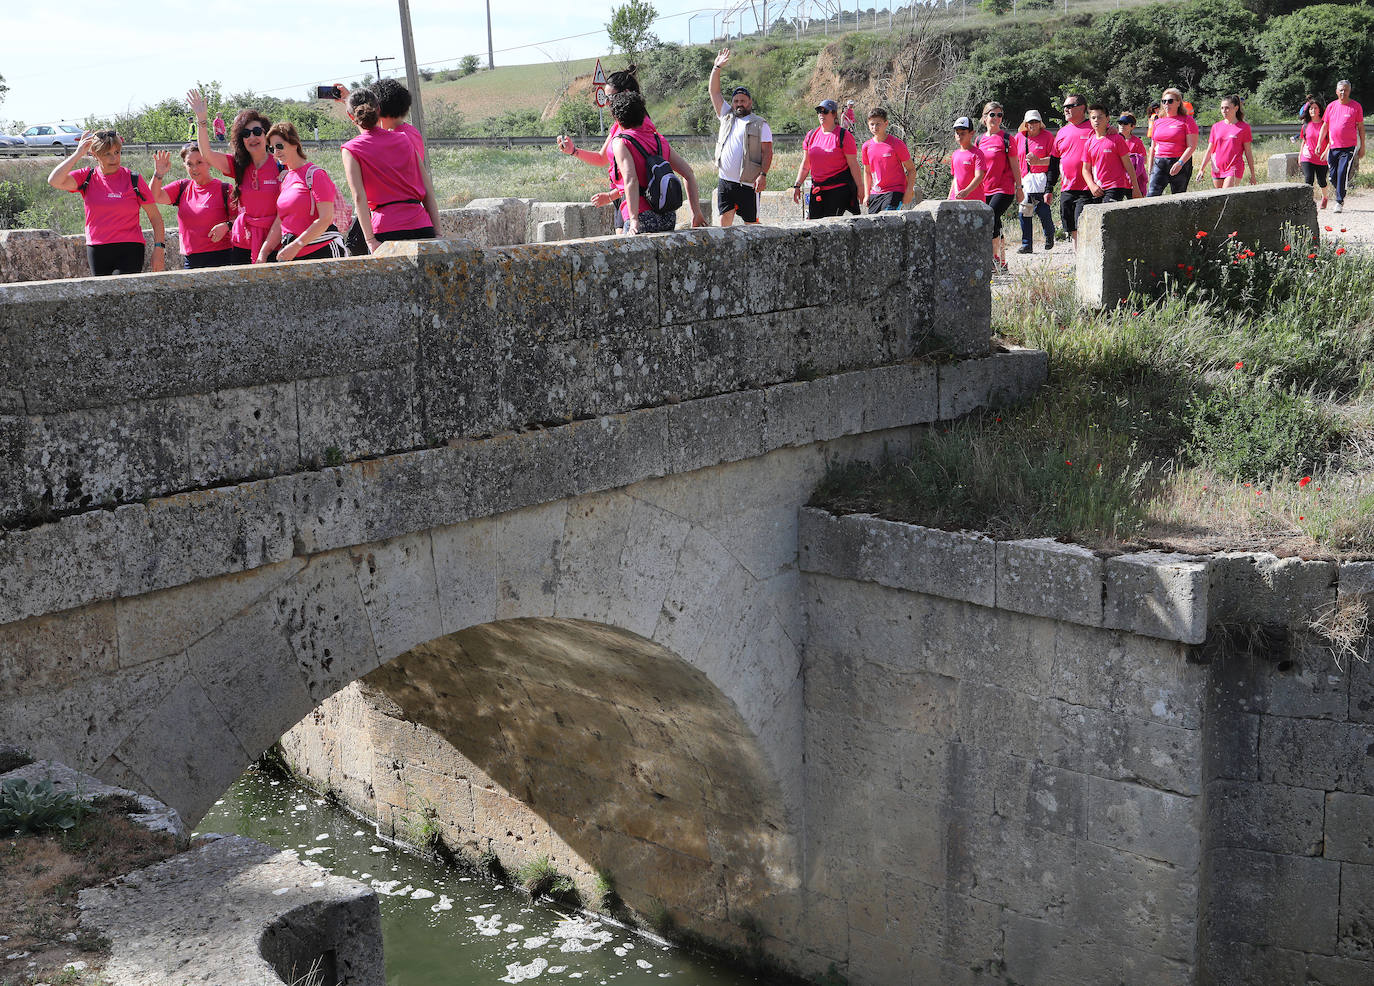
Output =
[{"x1": 20, "y1": 124, "x2": 82, "y2": 149}]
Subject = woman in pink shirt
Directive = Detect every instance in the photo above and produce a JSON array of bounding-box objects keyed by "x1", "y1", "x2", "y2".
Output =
[
  {"x1": 976, "y1": 101, "x2": 1022, "y2": 271},
  {"x1": 794, "y1": 99, "x2": 862, "y2": 219},
  {"x1": 1299, "y1": 101, "x2": 1329, "y2": 210},
  {"x1": 1202, "y1": 96, "x2": 1256, "y2": 188},
  {"x1": 259, "y1": 122, "x2": 346, "y2": 262},
  {"x1": 1013, "y1": 110, "x2": 1055, "y2": 253},
  {"x1": 147, "y1": 144, "x2": 237, "y2": 269},
  {"x1": 47, "y1": 129, "x2": 167, "y2": 277},
  {"x1": 1318, "y1": 80, "x2": 1365, "y2": 213},
  {"x1": 188, "y1": 88, "x2": 282, "y2": 264},
  {"x1": 341, "y1": 89, "x2": 440, "y2": 254},
  {"x1": 1145, "y1": 87, "x2": 1198, "y2": 196}
]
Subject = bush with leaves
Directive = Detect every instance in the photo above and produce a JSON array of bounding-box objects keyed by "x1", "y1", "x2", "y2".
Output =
[
  {"x1": 0, "y1": 778, "x2": 91, "y2": 835},
  {"x1": 1255, "y1": 3, "x2": 1374, "y2": 111}
]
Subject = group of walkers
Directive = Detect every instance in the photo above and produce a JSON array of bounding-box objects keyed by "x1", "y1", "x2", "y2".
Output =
[
  {"x1": 49, "y1": 79, "x2": 439, "y2": 276},
  {"x1": 1297, "y1": 81, "x2": 1367, "y2": 214}
]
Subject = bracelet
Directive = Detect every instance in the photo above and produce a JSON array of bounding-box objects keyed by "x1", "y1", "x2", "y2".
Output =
[
  {"x1": 153, "y1": 242, "x2": 165, "y2": 249},
  {"x1": 791, "y1": 183, "x2": 800, "y2": 189}
]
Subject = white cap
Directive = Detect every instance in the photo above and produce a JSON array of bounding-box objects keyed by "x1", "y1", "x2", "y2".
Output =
[
  {"x1": 952, "y1": 116, "x2": 973, "y2": 130},
  {"x1": 1023, "y1": 109, "x2": 1043, "y2": 123}
]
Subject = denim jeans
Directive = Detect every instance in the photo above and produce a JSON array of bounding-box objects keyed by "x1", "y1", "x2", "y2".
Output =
[
  {"x1": 1329, "y1": 146, "x2": 1357, "y2": 204},
  {"x1": 1019, "y1": 199, "x2": 1055, "y2": 248}
]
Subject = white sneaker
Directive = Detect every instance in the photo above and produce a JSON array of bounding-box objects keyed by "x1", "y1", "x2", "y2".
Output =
[{"x1": 1335, "y1": 202, "x2": 1344, "y2": 213}]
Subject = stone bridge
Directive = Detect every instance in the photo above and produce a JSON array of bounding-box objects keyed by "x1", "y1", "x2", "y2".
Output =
[{"x1": 0, "y1": 206, "x2": 1062, "y2": 980}]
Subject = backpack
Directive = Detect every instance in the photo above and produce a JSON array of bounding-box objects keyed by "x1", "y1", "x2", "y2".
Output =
[
  {"x1": 77, "y1": 167, "x2": 145, "y2": 201},
  {"x1": 615, "y1": 133, "x2": 684, "y2": 213},
  {"x1": 171, "y1": 179, "x2": 231, "y2": 217}
]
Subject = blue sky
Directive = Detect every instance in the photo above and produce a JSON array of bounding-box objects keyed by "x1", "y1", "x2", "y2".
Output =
[{"x1": 0, "y1": 0, "x2": 716, "y2": 127}]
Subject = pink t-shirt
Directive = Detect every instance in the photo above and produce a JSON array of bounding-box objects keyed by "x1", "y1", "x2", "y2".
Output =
[
  {"x1": 392, "y1": 121, "x2": 426, "y2": 161},
  {"x1": 976, "y1": 131, "x2": 1015, "y2": 195},
  {"x1": 1014, "y1": 129, "x2": 1054, "y2": 176},
  {"x1": 343, "y1": 127, "x2": 430, "y2": 234},
  {"x1": 1125, "y1": 134, "x2": 1147, "y2": 158},
  {"x1": 225, "y1": 157, "x2": 283, "y2": 252},
  {"x1": 861, "y1": 135, "x2": 911, "y2": 195},
  {"x1": 1324, "y1": 99, "x2": 1364, "y2": 148},
  {"x1": 1052, "y1": 119, "x2": 1094, "y2": 192},
  {"x1": 162, "y1": 178, "x2": 235, "y2": 256},
  {"x1": 949, "y1": 145, "x2": 989, "y2": 199},
  {"x1": 69, "y1": 167, "x2": 152, "y2": 246},
  {"x1": 276, "y1": 163, "x2": 338, "y2": 256},
  {"x1": 1207, "y1": 120, "x2": 1252, "y2": 178},
  {"x1": 1300, "y1": 121, "x2": 1328, "y2": 164},
  {"x1": 610, "y1": 122, "x2": 673, "y2": 219},
  {"x1": 1084, "y1": 132, "x2": 1132, "y2": 190},
  {"x1": 804, "y1": 126, "x2": 855, "y2": 184},
  {"x1": 1150, "y1": 114, "x2": 1199, "y2": 158}
]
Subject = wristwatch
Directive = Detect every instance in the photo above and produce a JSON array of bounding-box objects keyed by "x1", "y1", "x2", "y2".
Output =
[{"x1": 153, "y1": 242, "x2": 166, "y2": 249}]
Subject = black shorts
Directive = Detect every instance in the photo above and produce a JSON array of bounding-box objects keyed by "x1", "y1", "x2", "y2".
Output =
[
  {"x1": 717, "y1": 179, "x2": 759, "y2": 223},
  {"x1": 229, "y1": 246, "x2": 254, "y2": 265},
  {"x1": 86, "y1": 242, "x2": 144, "y2": 277},
  {"x1": 376, "y1": 226, "x2": 437, "y2": 242},
  {"x1": 866, "y1": 190, "x2": 903, "y2": 213},
  {"x1": 1302, "y1": 161, "x2": 1329, "y2": 188},
  {"x1": 183, "y1": 248, "x2": 236, "y2": 270},
  {"x1": 1059, "y1": 189, "x2": 1095, "y2": 233},
  {"x1": 1100, "y1": 187, "x2": 1132, "y2": 203},
  {"x1": 985, "y1": 192, "x2": 1014, "y2": 237}
]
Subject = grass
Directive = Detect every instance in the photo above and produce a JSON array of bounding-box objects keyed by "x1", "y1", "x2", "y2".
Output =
[
  {"x1": 813, "y1": 230, "x2": 1374, "y2": 556},
  {"x1": 421, "y1": 57, "x2": 602, "y2": 121}
]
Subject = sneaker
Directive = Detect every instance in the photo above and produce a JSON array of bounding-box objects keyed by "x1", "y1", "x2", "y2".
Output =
[
  {"x1": 997, "y1": 259, "x2": 1010, "y2": 273},
  {"x1": 1016, "y1": 245, "x2": 1033, "y2": 254},
  {"x1": 1335, "y1": 201, "x2": 1343, "y2": 213},
  {"x1": 1044, "y1": 239, "x2": 1055, "y2": 251}
]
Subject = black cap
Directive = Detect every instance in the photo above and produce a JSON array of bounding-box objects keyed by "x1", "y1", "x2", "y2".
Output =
[{"x1": 731, "y1": 86, "x2": 751, "y2": 99}]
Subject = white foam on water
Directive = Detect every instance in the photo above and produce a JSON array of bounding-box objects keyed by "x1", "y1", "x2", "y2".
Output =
[
  {"x1": 293, "y1": 804, "x2": 307, "y2": 811},
  {"x1": 272, "y1": 888, "x2": 291, "y2": 896},
  {"x1": 315, "y1": 833, "x2": 329, "y2": 840},
  {"x1": 369, "y1": 879, "x2": 403, "y2": 896},
  {"x1": 304, "y1": 847, "x2": 332, "y2": 856},
  {"x1": 369, "y1": 845, "x2": 389, "y2": 853},
  {"x1": 552, "y1": 916, "x2": 614, "y2": 953},
  {"x1": 613, "y1": 947, "x2": 627, "y2": 957},
  {"x1": 430, "y1": 895, "x2": 454, "y2": 912},
  {"x1": 499, "y1": 957, "x2": 549, "y2": 983},
  {"x1": 411, "y1": 888, "x2": 435, "y2": 900},
  {"x1": 505, "y1": 923, "x2": 525, "y2": 933},
  {"x1": 636, "y1": 959, "x2": 652, "y2": 969},
  {"x1": 470, "y1": 914, "x2": 504, "y2": 936},
  {"x1": 353, "y1": 830, "x2": 366, "y2": 836},
  {"x1": 550, "y1": 967, "x2": 567, "y2": 974},
  {"x1": 523, "y1": 936, "x2": 550, "y2": 949}
]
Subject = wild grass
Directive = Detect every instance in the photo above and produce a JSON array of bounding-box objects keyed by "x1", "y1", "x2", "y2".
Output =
[{"x1": 814, "y1": 232, "x2": 1374, "y2": 555}]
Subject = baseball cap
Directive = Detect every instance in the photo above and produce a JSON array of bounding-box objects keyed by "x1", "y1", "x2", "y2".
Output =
[
  {"x1": 731, "y1": 86, "x2": 751, "y2": 99},
  {"x1": 816, "y1": 99, "x2": 839, "y2": 114},
  {"x1": 1023, "y1": 110, "x2": 1042, "y2": 123},
  {"x1": 952, "y1": 116, "x2": 973, "y2": 130},
  {"x1": 1117, "y1": 112, "x2": 1136, "y2": 126}
]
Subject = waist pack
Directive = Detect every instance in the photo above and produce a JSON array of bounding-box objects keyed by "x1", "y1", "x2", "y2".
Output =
[{"x1": 616, "y1": 133, "x2": 684, "y2": 213}]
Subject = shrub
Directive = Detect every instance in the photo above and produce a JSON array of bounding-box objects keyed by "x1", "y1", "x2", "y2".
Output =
[
  {"x1": 0, "y1": 179, "x2": 28, "y2": 228},
  {"x1": 1182, "y1": 377, "x2": 1342, "y2": 481},
  {"x1": 0, "y1": 778, "x2": 91, "y2": 835},
  {"x1": 1256, "y1": 3, "x2": 1374, "y2": 110},
  {"x1": 460, "y1": 54, "x2": 481, "y2": 76}
]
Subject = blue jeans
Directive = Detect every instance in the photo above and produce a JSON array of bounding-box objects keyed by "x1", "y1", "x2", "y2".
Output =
[
  {"x1": 1329, "y1": 146, "x2": 1356, "y2": 204},
  {"x1": 1019, "y1": 199, "x2": 1055, "y2": 248}
]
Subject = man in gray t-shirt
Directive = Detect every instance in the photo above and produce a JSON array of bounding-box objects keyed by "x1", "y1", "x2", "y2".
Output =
[{"x1": 709, "y1": 48, "x2": 774, "y2": 226}]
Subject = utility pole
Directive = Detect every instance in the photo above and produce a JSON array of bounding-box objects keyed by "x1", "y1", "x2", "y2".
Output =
[
  {"x1": 361, "y1": 54, "x2": 395, "y2": 80},
  {"x1": 398, "y1": 0, "x2": 425, "y2": 135},
  {"x1": 486, "y1": 0, "x2": 495, "y2": 69}
]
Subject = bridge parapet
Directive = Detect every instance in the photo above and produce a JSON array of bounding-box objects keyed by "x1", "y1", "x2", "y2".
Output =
[{"x1": 0, "y1": 204, "x2": 990, "y2": 531}]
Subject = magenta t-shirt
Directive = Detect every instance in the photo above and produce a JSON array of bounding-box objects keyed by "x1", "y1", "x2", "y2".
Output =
[
  {"x1": 343, "y1": 127, "x2": 429, "y2": 233},
  {"x1": 1300, "y1": 121, "x2": 1327, "y2": 164},
  {"x1": 162, "y1": 178, "x2": 234, "y2": 256},
  {"x1": 276, "y1": 164, "x2": 338, "y2": 257},
  {"x1": 1052, "y1": 119, "x2": 1094, "y2": 192},
  {"x1": 1084, "y1": 133, "x2": 1132, "y2": 190},
  {"x1": 1151, "y1": 114, "x2": 1198, "y2": 158},
  {"x1": 1325, "y1": 99, "x2": 1364, "y2": 148},
  {"x1": 69, "y1": 167, "x2": 151, "y2": 246},
  {"x1": 610, "y1": 122, "x2": 673, "y2": 219},
  {"x1": 1207, "y1": 120, "x2": 1252, "y2": 178},
  {"x1": 861, "y1": 135, "x2": 911, "y2": 195},
  {"x1": 225, "y1": 157, "x2": 283, "y2": 250},
  {"x1": 1014, "y1": 129, "x2": 1054, "y2": 177},
  {"x1": 804, "y1": 126, "x2": 855, "y2": 183},
  {"x1": 393, "y1": 121, "x2": 426, "y2": 161},
  {"x1": 949, "y1": 145, "x2": 989, "y2": 199},
  {"x1": 976, "y1": 131, "x2": 1014, "y2": 195}
]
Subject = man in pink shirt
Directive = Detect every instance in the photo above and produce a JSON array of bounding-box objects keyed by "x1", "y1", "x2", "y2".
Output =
[
  {"x1": 1046, "y1": 93, "x2": 1095, "y2": 244},
  {"x1": 860, "y1": 107, "x2": 915, "y2": 212},
  {"x1": 1082, "y1": 105, "x2": 1142, "y2": 203},
  {"x1": 1318, "y1": 80, "x2": 1365, "y2": 213}
]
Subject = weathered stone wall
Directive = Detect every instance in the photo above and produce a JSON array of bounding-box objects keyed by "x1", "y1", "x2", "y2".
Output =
[
  {"x1": 798, "y1": 510, "x2": 1374, "y2": 986},
  {"x1": 0, "y1": 207, "x2": 992, "y2": 529},
  {"x1": 1075, "y1": 184, "x2": 1318, "y2": 307}
]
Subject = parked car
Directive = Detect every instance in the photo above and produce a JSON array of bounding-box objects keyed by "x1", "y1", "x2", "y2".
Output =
[
  {"x1": 0, "y1": 133, "x2": 24, "y2": 155},
  {"x1": 20, "y1": 124, "x2": 83, "y2": 150}
]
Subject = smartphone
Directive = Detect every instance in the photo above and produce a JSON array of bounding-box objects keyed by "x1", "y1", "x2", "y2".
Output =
[{"x1": 316, "y1": 84, "x2": 342, "y2": 101}]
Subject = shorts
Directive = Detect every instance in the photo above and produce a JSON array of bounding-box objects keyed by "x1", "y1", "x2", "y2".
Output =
[
  {"x1": 630, "y1": 209, "x2": 678, "y2": 233},
  {"x1": 376, "y1": 226, "x2": 437, "y2": 242},
  {"x1": 1058, "y1": 189, "x2": 1095, "y2": 233},
  {"x1": 1302, "y1": 161, "x2": 1328, "y2": 188},
  {"x1": 229, "y1": 246, "x2": 254, "y2": 265},
  {"x1": 985, "y1": 192, "x2": 1014, "y2": 237},
  {"x1": 810, "y1": 175, "x2": 860, "y2": 219},
  {"x1": 866, "y1": 190, "x2": 904, "y2": 213},
  {"x1": 183, "y1": 248, "x2": 236, "y2": 270},
  {"x1": 717, "y1": 179, "x2": 759, "y2": 223},
  {"x1": 1100, "y1": 187, "x2": 1132, "y2": 203},
  {"x1": 86, "y1": 241, "x2": 145, "y2": 277}
]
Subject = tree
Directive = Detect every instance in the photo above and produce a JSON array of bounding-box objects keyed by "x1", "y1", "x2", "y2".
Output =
[
  {"x1": 460, "y1": 54, "x2": 481, "y2": 76},
  {"x1": 606, "y1": 0, "x2": 659, "y2": 58},
  {"x1": 1256, "y1": 3, "x2": 1374, "y2": 110},
  {"x1": 0, "y1": 72, "x2": 8, "y2": 112}
]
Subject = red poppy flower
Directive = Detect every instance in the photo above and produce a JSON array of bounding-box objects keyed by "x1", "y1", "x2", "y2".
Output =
[
  {"x1": 1299, "y1": 476, "x2": 1312, "y2": 487},
  {"x1": 1196, "y1": 230, "x2": 1208, "y2": 239},
  {"x1": 1282, "y1": 245, "x2": 1291, "y2": 252},
  {"x1": 1325, "y1": 225, "x2": 1333, "y2": 231},
  {"x1": 1336, "y1": 247, "x2": 1346, "y2": 256},
  {"x1": 1308, "y1": 253, "x2": 1317, "y2": 259},
  {"x1": 1299, "y1": 516, "x2": 1304, "y2": 520},
  {"x1": 1341, "y1": 228, "x2": 1348, "y2": 232},
  {"x1": 1234, "y1": 361, "x2": 1244, "y2": 370},
  {"x1": 1228, "y1": 231, "x2": 1238, "y2": 238}
]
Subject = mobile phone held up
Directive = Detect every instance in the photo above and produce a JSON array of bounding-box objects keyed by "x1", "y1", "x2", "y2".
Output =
[{"x1": 316, "y1": 84, "x2": 342, "y2": 101}]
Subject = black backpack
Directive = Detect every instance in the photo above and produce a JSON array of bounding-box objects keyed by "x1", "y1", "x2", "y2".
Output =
[
  {"x1": 616, "y1": 133, "x2": 684, "y2": 213},
  {"x1": 77, "y1": 167, "x2": 145, "y2": 201},
  {"x1": 171, "y1": 179, "x2": 231, "y2": 216}
]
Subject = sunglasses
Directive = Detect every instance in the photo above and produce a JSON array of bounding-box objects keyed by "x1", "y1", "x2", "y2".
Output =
[
  {"x1": 988, "y1": 111, "x2": 1003, "y2": 117},
  {"x1": 1161, "y1": 98, "x2": 1177, "y2": 104},
  {"x1": 1062, "y1": 103, "x2": 1080, "y2": 109},
  {"x1": 242, "y1": 125, "x2": 266, "y2": 137},
  {"x1": 270, "y1": 142, "x2": 288, "y2": 151},
  {"x1": 816, "y1": 109, "x2": 833, "y2": 114}
]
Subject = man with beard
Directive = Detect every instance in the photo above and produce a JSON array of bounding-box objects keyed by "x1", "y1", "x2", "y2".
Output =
[{"x1": 708, "y1": 48, "x2": 774, "y2": 226}]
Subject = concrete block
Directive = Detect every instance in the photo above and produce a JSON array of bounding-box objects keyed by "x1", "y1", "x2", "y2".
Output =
[
  {"x1": 1088, "y1": 774, "x2": 1199, "y2": 867},
  {"x1": 1267, "y1": 152, "x2": 1300, "y2": 181},
  {"x1": 937, "y1": 347, "x2": 1049, "y2": 420},
  {"x1": 1209, "y1": 552, "x2": 1338, "y2": 627},
  {"x1": 996, "y1": 537, "x2": 1104, "y2": 626},
  {"x1": 1325, "y1": 793, "x2": 1374, "y2": 864},
  {"x1": 1076, "y1": 184, "x2": 1318, "y2": 308},
  {"x1": 1104, "y1": 551, "x2": 1210, "y2": 643}
]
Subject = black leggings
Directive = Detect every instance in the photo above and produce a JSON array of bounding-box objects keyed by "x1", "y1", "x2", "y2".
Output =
[
  {"x1": 184, "y1": 249, "x2": 236, "y2": 269},
  {"x1": 375, "y1": 226, "x2": 437, "y2": 242},
  {"x1": 229, "y1": 246, "x2": 254, "y2": 265},
  {"x1": 985, "y1": 192, "x2": 1014, "y2": 238},
  {"x1": 86, "y1": 242, "x2": 144, "y2": 276},
  {"x1": 1302, "y1": 161, "x2": 1329, "y2": 188}
]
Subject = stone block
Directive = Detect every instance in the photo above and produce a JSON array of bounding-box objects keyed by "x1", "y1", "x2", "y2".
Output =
[
  {"x1": 1104, "y1": 551, "x2": 1210, "y2": 644},
  {"x1": 568, "y1": 233, "x2": 659, "y2": 335},
  {"x1": 182, "y1": 383, "x2": 301, "y2": 489},
  {"x1": 462, "y1": 197, "x2": 530, "y2": 245},
  {"x1": 0, "y1": 601, "x2": 119, "y2": 698},
  {"x1": 1050, "y1": 618, "x2": 1204, "y2": 727},
  {"x1": 937, "y1": 347, "x2": 1049, "y2": 420},
  {"x1": 534, "y1": 219, "x2": 563, "y2": 242},
  {"x1": 1338, "y1": 561, "x2": 1374, "y2": 597},
  {"x1": 690, "y1": 309, "x2": 801, "y2": 394},
  {"x1": 1199, "y1": 939, "x2": 1307, "y2": 986},
  {"x1": 1088, "y1": 774, "x2": 1200, "y2": 868},
  {"x1": 1259, "y1": 716, "x2": 1374, "y2": 793},
  {"x1": 1265, "y1": 637, "x2": 1351, "y2": 719},
  {"x1": 1267, "y1": 153, "x2": 1300, "y2": 181},
  {"x1": 663, "y1": 390, "x2": 766, "y2": 474},
  {"x1": 1203, "y1": 847, "x2": 1339, "y2": 954},
  {"x1": 1040, "y1": 699, "x2": 1202, "y2": 795},
  {"x1": 1208, "y1": 552, "x2": 1338, "y2": 628},
  {"x1": 996, "y1": 537, "x2": 1104, "y2": 626},
  {"x1": 1338, "y1": 860, "x2": 1374, "y2": 959},
  {"x1": 1326, "y1": 793, "x2": 1374, "y2": 864},
  {"x1": 1203, "y1": 712, "x2": 1260, "y2": 782},
  {"x1": 955, "y1": 680, "x2": 1041, "y2": 758},
  {"x1": 744, "y1": 224, "x2": 813, "y2": 315},
  {"x1": 296, "y1": 366, "x2": 422, "y2": 462},
  {"x1": 1207, "y1": 779, "x2": 1323, "y2": 857},
  {"x1": 1076, "y1": 184, "x2": 1317, "y2": 308},
  {"x1": 656, "y1": 226, "x2": 752, "y2": 324},
  {"x1": 918, "y1": 199, "x2": 992, "y2": 356},
  {"x1": 860, "y1": 362, "x2": 940, "y2": 432},
  {"x1": 1306, "y1": 954, "x2": 1374, "y2": 986},
  {"x1": 1003, "y1": 912, "x2": 1131, "y2": 986},
  {"x1": 1024, "y1": 762, "x2": 1091, "y2": 839}
]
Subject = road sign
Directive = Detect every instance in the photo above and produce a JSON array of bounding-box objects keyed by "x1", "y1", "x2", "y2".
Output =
[
  {"x1": 594, "y1": 88, "x2": 609, "y2": 108},
  {"x1": 592, "y1": 59, "x2": 608, "y2": 88}
]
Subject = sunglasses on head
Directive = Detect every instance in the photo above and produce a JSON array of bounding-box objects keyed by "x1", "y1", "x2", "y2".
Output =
[
  {"x1": 94, "y1": 129, "x2": 118, "y2": 140},
  {"x1": 242, "y1": 125, "x2": 266, "y2": 137}
]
